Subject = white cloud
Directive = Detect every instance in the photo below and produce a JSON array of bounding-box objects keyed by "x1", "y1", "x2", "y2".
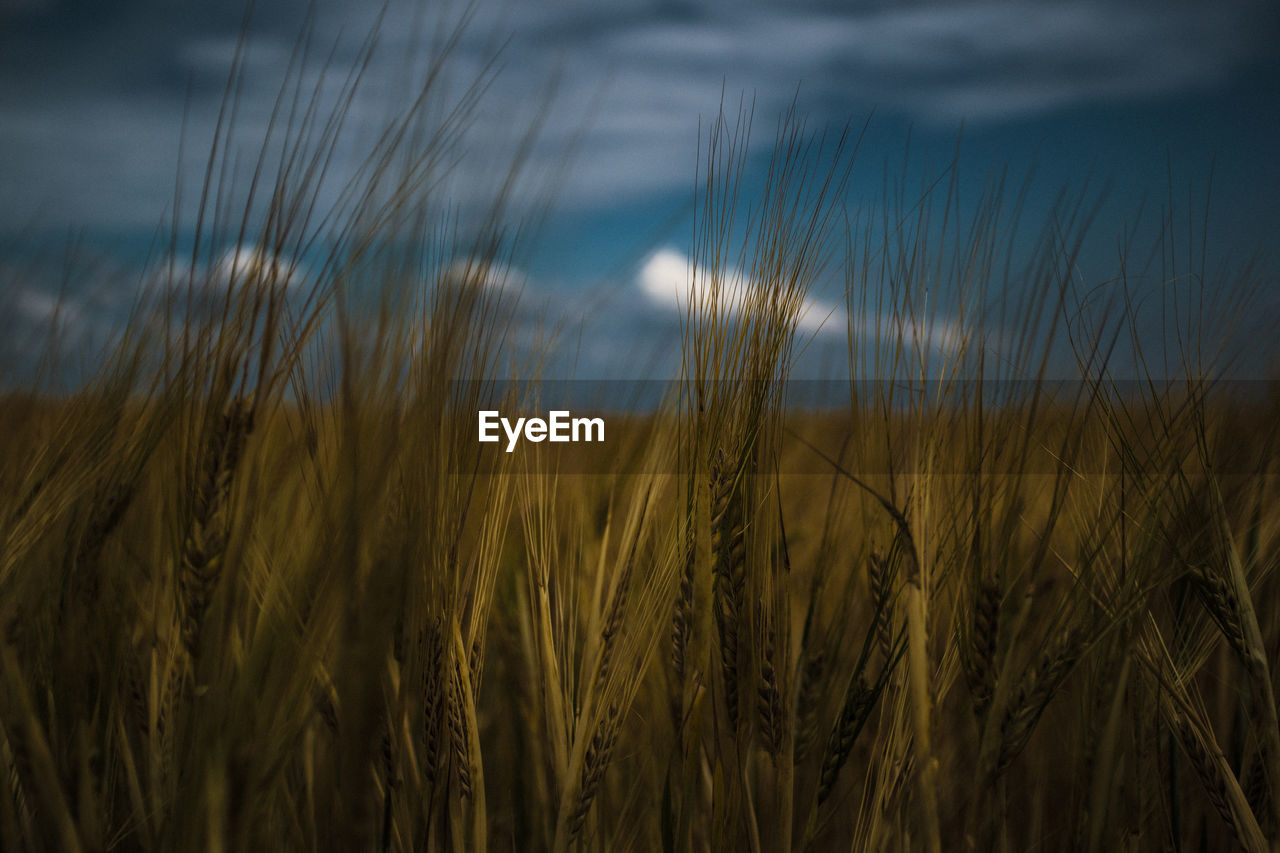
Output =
[
  {"x1": 637, "y1": 247, "x2": 969, "y2": 354},
  {"x1": 636, "y1": 247, "x2": 842, "y2": 335},
  {"x1": 11, "y1": 288, "x2": 87, "y2": 334},
  {"x1": 442, "y1": 258, "x2": 528, "y2": 295},
  {"x1": 210, "y1": 245, "x2": 306, "y2": 290}
]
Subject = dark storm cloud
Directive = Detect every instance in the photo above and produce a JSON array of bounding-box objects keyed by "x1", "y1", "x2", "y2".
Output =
[{"x1": 0, "y1": 0, "x2": 1275, "y2": 234}]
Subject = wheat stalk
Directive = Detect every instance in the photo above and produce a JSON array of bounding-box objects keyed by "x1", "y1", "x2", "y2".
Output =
[{"x1": 178, "y1": 397, "x2": 253, "y2": 660}]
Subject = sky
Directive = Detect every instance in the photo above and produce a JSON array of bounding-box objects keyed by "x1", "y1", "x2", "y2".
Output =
[{"x1": 2, "y1": 0, "x2": 1278, "y2": 381}]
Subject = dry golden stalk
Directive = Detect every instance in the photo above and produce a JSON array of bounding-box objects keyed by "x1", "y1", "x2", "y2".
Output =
[
  {"x1": 868, "y1": 550, "x2": 893, "y2": 660},
  {"x1": 9, "y1": 445, "x2": 72, "y2": 526},
  {"x1": 817, "y1": 676, "x2": 877, "y2": 805},
  {"x1": 671, "y1": 521, "x2": 695, "y2": 685},
  {"x1": 468, "y1": 635, "x2": 484, "y2": 694},
  {"x1": 1200, "y1": 475, "x2": 1280, "y2": 827},
  {"x1": 419, "y1": 622, "x2": 445, "y2": 788},
  {"x1": 1243, "y1": 749, "x2": 1270, "y2": 830},
  {"x1": 1180, "y1": 716, "x2": 1236, "y2": 832},
  {"x1": 123, "y1": 649, "x2": 152, "y2": 745},
  {"x1": 967, "y1": 577, "x2": 1001, "y2": 721},
  {"x1": 757, "y1": 619, "x2": 784, "y2": 757},
  {"x1": 567, "y1": 701, "x2": 622, "y2": 838},
  {"x1": 447, "y1": 657, "x2": 473, "y2": 800},
  {"x1": 74, "y1": 481, "x2": 137, "y2": 582},
  {"x1": 156, "y1": 654, "x2": 181, "y2": 762},
  {"x1": 709, "y1": 450, "x2": 745, "y2": 728},
  {"x1": 0, "y1": 640, "x2": 84, "y2": 852},
  {"x1": 997, "y1": 628, "x2": 1083, "y2": 774},
  {"x1": 901, "y1": 540, "x2": 941, "y2": 853},
  {"x1": 1172, "y1": 711, "x2": 1264, "y2": 852},
  {"x1": 793, "y1": 649, "x2": 826, "y2": 764},
  {"x1": 880, "y1": 751, "x2": 918, "y2": 820},
  {"x1": 1190, "y1": 567, "x2": 1249, "y2": 660},
  {"x1": 178, "y1": 397, "x2": 254, "y2": 659},
  {"x1": 595, "y1": 536, "x2": 638, "y2": 697}
]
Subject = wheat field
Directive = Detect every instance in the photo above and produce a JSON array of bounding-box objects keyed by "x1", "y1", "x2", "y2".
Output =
[{"x1": 1, "y1": 16, "x2": 1278, "y2": 853}]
